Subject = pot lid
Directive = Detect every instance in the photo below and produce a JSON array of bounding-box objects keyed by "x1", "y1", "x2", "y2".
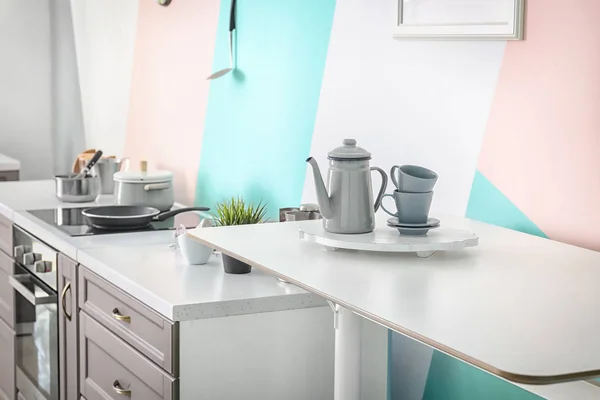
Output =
[
  {"x1": 327, "y1": 139, "x2": 371, "y2": 160},
  {"x1": 114, "y1": 170, "x2": 173, "y2": 183}
]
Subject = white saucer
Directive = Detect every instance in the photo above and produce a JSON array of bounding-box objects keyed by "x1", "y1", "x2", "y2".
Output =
[
  {"x1": 387, "y1": 217, "x2": 440, "y2": 228},
  {"x1": 387, "y1": 223, "x2": 440, "y2": 236}
]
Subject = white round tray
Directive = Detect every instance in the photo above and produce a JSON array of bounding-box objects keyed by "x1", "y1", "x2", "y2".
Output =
[{"x1": 298, "y1": 224, "x2": 478, "y2": 258}]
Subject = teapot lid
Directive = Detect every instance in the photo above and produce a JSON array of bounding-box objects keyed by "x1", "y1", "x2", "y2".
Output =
[{"x1": 327, "y1": 139, "x2": 371, "y2": 160}]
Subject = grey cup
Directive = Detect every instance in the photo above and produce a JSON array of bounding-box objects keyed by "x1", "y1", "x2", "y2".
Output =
[
  {"x1": 380, "y1": 190, "x2": 433, "y2": 224},
  {"x1": 391, "y1": 165, "x2": 438, "y2": 193}
]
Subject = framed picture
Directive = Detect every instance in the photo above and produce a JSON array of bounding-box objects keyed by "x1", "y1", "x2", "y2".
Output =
[{"x1": 393, "y1": 0, "x2": 524, "y2": 40}]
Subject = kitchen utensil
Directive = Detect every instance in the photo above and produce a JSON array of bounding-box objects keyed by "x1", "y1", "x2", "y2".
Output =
[
  {"x1": 92, "y1": 158, "x2": 129, "y2": 195},
  {"x1": 380, "y1": 190, "x2": 433, "y2": 224},
  {"x1": 82, "y1": 205, "x2": 209, "y2": 230},
  {"x1": 55, "y1": 174, "x2": 99, "y2": 203},
  {"x1": 284, "y1": 204, "x2": 323, "y2": 222},
  {"x1": 175, "y1": 225, "x2": 213, "y2": 265},
  {"x1": 386, "y1": 217, "x2": 440, "y2": 228},
  {"x1": 306, "y1": 139, "x2": 388, "y2": 234},
  {"x1": 386, "y1": 223, "x2": 440, "y2": 236},
  {"x1": 114, "y1": 168, "x2": 174, "y2": 211},
  {"x1": 207, "y1": 0, "x2": 236, "y2": 80},
  {"x1": 72, "y1": 149, "x2": 97, "y2": 173},
  {"x1": 279, "y1": 207, "x2": 299, "y2": 222},
  {"x1": 74, "y1": 150, "x2": 103, "y2": 179},
  {"x1": 390, "y1": 165, "x2": 438, "y2": 192}
]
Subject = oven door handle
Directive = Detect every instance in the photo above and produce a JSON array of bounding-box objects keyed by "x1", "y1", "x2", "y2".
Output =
[{"x1": 9, "y1": 274, "x2": 57, "y2": 306}]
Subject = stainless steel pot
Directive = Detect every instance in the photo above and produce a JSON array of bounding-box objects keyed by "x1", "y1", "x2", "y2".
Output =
[
  {"x1": 55, "y1": 174, "x2": 99, "y2": 203},
  {"x1": 114, "y1": 170, "x2": 174, "y2": 211}
]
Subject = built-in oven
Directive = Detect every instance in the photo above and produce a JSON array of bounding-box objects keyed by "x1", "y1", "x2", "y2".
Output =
[{"x1": 9, "y1": 226, "x2": 59, "y2": 400}]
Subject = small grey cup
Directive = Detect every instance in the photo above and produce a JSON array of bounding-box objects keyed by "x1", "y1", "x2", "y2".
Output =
[
  {"x1": 380, "y1": 190, "x2": 433, "y2": 224},
  {"x1": 391, "y1": 165, "x2": 438, "y2": 193}
]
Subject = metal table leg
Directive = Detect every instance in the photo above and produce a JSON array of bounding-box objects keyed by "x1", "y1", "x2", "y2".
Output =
[{"x1": 329, "y1": 301, "x2": 362, "y2": 400}]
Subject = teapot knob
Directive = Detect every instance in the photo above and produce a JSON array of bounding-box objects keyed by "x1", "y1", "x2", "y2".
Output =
[{"x1": 342, "y1": 138, "x2": 357, "y2": 147}]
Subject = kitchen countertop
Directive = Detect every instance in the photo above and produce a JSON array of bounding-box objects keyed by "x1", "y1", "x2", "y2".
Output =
[
  {"x1": 78, "y1": 244, "x2": 324, "y2": 321},
  {"x1": 188, "y1": 214, "x2": 600, "y2": 385},
  {"x1": 0, "y1": 153, "x2": 20, "y2": 171},
  {"x1": 0, "y1": 179, "x2": 322, "y2": 322}
]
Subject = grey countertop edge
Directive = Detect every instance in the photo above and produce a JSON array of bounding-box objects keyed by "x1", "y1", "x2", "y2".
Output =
[{"x1": 172, "y1": 292, "x2": 328, "y2": 322}]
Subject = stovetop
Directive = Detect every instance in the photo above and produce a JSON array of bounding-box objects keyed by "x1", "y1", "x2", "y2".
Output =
[{"x1": 27, "y1": 207, "x2": 202, "y2": 237}]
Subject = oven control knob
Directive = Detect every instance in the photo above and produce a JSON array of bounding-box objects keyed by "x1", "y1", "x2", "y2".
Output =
[
  {"x1": 22, "y1": 252, "x2": 42, "y2": 265},
  {"x1": 34, "y1": 260, "x2": 51, "y2": 273}
]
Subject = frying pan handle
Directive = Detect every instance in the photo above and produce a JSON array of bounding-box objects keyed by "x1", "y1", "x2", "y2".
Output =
[
  {"x1": 229, "y1": 0, "x2": 236, "y2": 32},
  {"x1": 155, "y1": 207, "x2": 210, "y2": 222}
]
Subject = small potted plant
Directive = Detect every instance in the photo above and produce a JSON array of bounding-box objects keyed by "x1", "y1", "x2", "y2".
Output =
[{"x1": 214, "y1": 196, "x2": 268, "y2": 274}]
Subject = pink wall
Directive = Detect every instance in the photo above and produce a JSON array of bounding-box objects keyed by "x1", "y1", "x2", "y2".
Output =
[
  {"x1": 477, "y1": 0, "x2": 600, "y2": 251},
  {"x1": 125, "y1": 0, "x2": 220, "y2": 205}
]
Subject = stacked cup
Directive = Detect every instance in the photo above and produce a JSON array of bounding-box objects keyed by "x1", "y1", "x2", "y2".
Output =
[{"x1": 381, "y1": 165, "x2": 440, "y2": 235}]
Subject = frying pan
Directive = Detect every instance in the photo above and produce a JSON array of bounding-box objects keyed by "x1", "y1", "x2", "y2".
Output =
[{"x1": 82, "y1": 205, "x2": 210, "y2": 230}]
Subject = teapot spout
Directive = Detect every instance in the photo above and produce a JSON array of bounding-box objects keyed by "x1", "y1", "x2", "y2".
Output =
[{"x1": 306, "y1": 157, "x2": 333, "y2": 219}]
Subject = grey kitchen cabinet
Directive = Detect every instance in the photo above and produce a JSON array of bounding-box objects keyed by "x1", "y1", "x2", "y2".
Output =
[
  {"x1": 79, "y1": 267, "x2": 177, "y2": 375},
  {"x1": 0, "y1": 318, "x2": 15, "y2": 400},
  {"x1": 0, "y1": 171, "x2": 18, "y2": 182},
  {"x1": 79, "y1": 311, "x2": 177, "y2": 400},
  {"x1": 0, "y1": 213, "x2": 12, "y2": 257},
  {"x1": 58, "y1": 254, "x2": 78, "y2": 400},
  {"x1": 0, "y1": 251, "x2": 14, "y2": 329}
]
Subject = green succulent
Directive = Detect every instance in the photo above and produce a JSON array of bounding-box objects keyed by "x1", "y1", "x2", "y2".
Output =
[{"x1": 214, "y1": 197, "x2": 268, "y2": 226}]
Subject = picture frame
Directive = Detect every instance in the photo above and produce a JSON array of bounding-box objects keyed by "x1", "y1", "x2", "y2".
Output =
[{"x1": 393, "y1": 0, "x2": 525, "y2": 40}]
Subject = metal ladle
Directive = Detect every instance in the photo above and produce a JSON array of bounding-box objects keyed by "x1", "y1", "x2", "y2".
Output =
[{"x1": 207, "y1": 0, "x2": 236, "y2": 80}]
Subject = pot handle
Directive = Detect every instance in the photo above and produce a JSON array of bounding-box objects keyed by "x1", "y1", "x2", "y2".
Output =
[
  {"x1": 144, "y1": 183, "x2": 170, "y2": 191},
  {"x1": 370, "y1": 166, "x2": 388, "y2": 212}
]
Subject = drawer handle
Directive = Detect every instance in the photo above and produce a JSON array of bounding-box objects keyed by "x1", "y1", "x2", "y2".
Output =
[
  {"x1": 113, "y1": 380, "x2": 131, "y2": 397},
  {"x1": 61, "y1": 282, "x2": 72, "y2": 321},
  {"x1": 112, "y1": 308, "x2": 131, "y2": 323}
]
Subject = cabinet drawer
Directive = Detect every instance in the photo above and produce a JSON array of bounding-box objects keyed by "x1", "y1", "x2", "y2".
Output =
[
  {"x1": 0, "y1": 213, "x2": 11, "y2": 257},
  {"x1": 79, "y1": 267, "x2": 177, "y2": 375},
  {"x1": 80, "y1": 312, "x2": 177, "y2": 400},
  {"x1": 0, "y1": 252, "x2": 14, "y2": 328},
  {"x1": 0, "y1": 318, "x2": 15, "y2": 400}
]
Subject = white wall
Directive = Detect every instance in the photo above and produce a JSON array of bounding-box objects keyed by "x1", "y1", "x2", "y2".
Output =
[
  {"x1": 0, "y1": 0, "x2": 53, "y2": 179},
  {"x1": 301, "y1": 0, "x2": 507, "y2": 398},
  {"x1": 50, "y1": 0, "x2": 86, "y2": 174},
  {"x1": 70, "y1": 0, "x2": 138, "y2": 158},
  {"x1": 303, "y1": 0, "x2": 506, "y2": 217}
]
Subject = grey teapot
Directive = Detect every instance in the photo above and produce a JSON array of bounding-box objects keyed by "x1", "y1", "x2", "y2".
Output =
[{"x1": 306, "y1": 139, "x2": 388, "y2": 234}]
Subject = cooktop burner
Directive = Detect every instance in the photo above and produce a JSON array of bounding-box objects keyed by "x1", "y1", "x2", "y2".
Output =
[{"x1": 27, "y1": 207, "x2": 202, "y2": 237}]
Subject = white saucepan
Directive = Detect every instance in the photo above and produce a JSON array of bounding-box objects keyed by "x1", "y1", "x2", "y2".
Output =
[{"x1": 114, "y1": 170, "x2": 174, "y2": 211}]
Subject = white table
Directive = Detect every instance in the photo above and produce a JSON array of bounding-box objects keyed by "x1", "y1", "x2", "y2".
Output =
[{"x1": 189, "y1": 214, "x2": 600, "y2": 398}]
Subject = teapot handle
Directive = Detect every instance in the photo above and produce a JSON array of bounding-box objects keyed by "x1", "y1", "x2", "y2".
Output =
[{"x1": 370, "y1": 166, "x2": 388, "y2": 212}]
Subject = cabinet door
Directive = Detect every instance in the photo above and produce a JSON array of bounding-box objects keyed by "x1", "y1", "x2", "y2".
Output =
[
  {"x1": 0, "y1": 318, "x2": 15, "y2": 400},
  {"x1": 58, "y1": 254, "x2": 78, "y2": 400},
  {"x1": 0, "y1": 213, "x2": 12, "y2": 257}
]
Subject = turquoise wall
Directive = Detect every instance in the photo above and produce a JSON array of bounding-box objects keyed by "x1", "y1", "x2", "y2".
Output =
[
  {"x1": 423, "y1": 352, "x2": 541, "y2": 400},
  {"x1": 420, "y1": 170, "x2": 547, "y2": 400},
  {"x1": 195, "y1": 0, "x2": 336, "y2": 220}
]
